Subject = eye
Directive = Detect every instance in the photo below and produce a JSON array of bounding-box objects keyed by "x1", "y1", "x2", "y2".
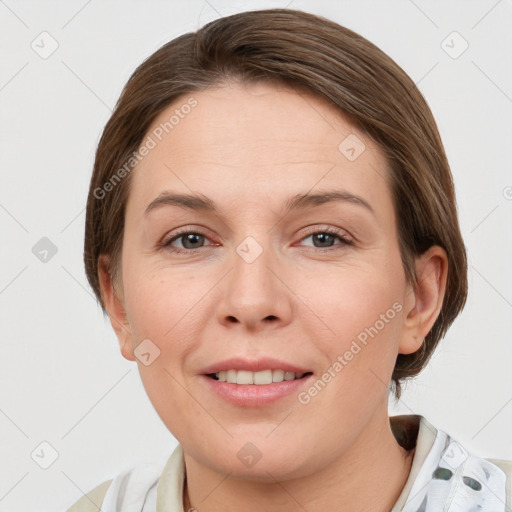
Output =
[
  {"x1": 161, "y1": 229, "x2": 214, "y2": 254},
  {"x1": 299, "y1": 227, "x2": 353, "y2": 250},
  {"x1": 432, "y1": 467, "x2": 453, "y2": 481},
  {"x1": 462, "y1": 476, "x2": 482, "y2": 491}
]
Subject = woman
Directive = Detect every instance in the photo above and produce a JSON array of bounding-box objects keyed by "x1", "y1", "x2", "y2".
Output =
[{"x1": 68, "y1": 8, "x2": 511, "y2": 512}]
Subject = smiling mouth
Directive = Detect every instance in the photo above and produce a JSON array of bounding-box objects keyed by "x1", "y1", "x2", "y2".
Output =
[{"x1": 206, "y1": 369, "x2": 314, "y2": 385}]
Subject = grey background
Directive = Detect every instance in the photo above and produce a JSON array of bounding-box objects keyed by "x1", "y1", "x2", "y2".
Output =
[{"x1": 0, "y1": 0, "x2": 511, "y2": 510}]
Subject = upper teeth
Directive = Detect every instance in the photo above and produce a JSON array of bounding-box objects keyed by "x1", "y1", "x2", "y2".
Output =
[{"x1": 215, "y1": 369, "x2": 305, "y2": 385}]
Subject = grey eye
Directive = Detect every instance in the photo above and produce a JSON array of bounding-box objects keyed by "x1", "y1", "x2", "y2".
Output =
[
  {"x1": 432, "y1": 467, "x2": 453, "y2": 480},
  {"x1": 462, "y1": 476, "x2": 482, "y2": 491}
]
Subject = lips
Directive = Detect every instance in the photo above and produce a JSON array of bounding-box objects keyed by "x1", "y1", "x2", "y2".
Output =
[
  {"x1": 199, "y1": 357, "x2": 313, "y2": 406},
  {"x1": 200, "y1": 371, "x2": 313, "y2": 407}
]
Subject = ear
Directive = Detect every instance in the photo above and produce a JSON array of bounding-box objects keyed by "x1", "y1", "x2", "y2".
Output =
[
  {"x1": 97, "y1": 254, "x2": 136, "y2": 362},
  {"x1": 398, "y1": 246, "x2": 448, "y2": 355}
]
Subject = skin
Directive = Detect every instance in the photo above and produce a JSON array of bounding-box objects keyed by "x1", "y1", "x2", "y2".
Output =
[{"x1": 98, "y1": 81, "x2": 448, "y2": 511}]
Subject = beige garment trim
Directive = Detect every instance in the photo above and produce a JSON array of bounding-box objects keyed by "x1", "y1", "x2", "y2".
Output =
[
  {"x1": 391, "y1": 415, "x2": 438, "y2": 511},
  {"x1": 64, "y1": 479, "x2": 113, "y2": 512},
  {"x1": 487, "y1": 458, "x2": 512, "y2": 511},
  {"x1": 156, "y1": 443, "x2": 185, "y2": 511}
]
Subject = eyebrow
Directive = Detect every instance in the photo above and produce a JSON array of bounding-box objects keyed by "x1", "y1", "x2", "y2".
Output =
[{"x1": 144, "y1": 189, "x2": 374, "y2": 217}]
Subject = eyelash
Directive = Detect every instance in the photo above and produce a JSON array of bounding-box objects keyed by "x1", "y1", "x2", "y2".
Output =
[{"x1": 159, "y1": 226, "x2": 354, "y2": 255}]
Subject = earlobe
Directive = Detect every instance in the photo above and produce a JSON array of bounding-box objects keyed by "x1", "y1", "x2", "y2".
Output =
[
  {"x1": 398, "y1": 246, "x2": 448, "y2": 355},
  {"x1": 97, "y1": 255, "x2": 136, "y2": 362}
]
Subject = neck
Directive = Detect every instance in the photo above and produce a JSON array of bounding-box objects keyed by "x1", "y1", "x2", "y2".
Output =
[{"x1": 183, "y1": 408, "x2": 415, "y2": 512}]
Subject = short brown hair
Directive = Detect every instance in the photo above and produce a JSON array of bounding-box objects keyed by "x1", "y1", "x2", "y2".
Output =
[{"x1": 84, "y1": 8, "x2": 468, "y2": 400}]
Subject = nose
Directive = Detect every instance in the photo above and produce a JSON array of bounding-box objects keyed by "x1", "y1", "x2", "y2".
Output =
[{"x1": 215, "y1": 235, "x2": 294, "y2": 332}]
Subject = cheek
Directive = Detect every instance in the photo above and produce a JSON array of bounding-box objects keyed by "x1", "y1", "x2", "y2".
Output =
[
  {"x1": 123, "y1": 269, "x2": 214, "y2": 397},
  {"x1": 124, "y1": 267, "x2": 204, "y2": 341},
  {"x1": 122, "y1": 273, "x2": 208, "y2": 438},
  {"x1": 299, "y1": 261, "x2": 405, "y2": 398},
  {"x1": 296, "y1": 283, "x2": 403, "y2": 427},
  {"x1": 308, "y1": 265, "x2": 402, "y2": 341}
]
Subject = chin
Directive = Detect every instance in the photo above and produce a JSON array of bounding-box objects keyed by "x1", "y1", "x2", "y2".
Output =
[{"x1": 188, "y1": 437, "x2": 320, "y2": 483}]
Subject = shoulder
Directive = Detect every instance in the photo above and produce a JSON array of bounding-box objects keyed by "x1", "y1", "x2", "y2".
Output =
[
  {"x1": 393, "y1": 415, "x2": 512, "y2": 511},
  {"x1": 63, "y1": 446, "x2": 184, "y2": 512},
  {"x1": 487, "y1": 457, "x2": 512, "y2": 506},
  {"x1": 488, "y1": 457, "x2": 512, "y2": 475},
  {"x1": 65, "y1": 479, "x2": 113, "y2": 512},
  {"x1": 64, "y1": 460, "x2": 163, "y2": 512},
  {"x1": 421, "y1": 422, "x2": 512, "y2": 510}
]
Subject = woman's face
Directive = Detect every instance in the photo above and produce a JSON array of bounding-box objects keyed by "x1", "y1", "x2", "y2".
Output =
[{"x1": 111, "y1": 81, "x2": 421, "y2": 480}]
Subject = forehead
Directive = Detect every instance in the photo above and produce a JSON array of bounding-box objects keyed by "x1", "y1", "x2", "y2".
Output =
[{"x1": 126, "y1": 81, "x2": 392, "y2": 218}]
